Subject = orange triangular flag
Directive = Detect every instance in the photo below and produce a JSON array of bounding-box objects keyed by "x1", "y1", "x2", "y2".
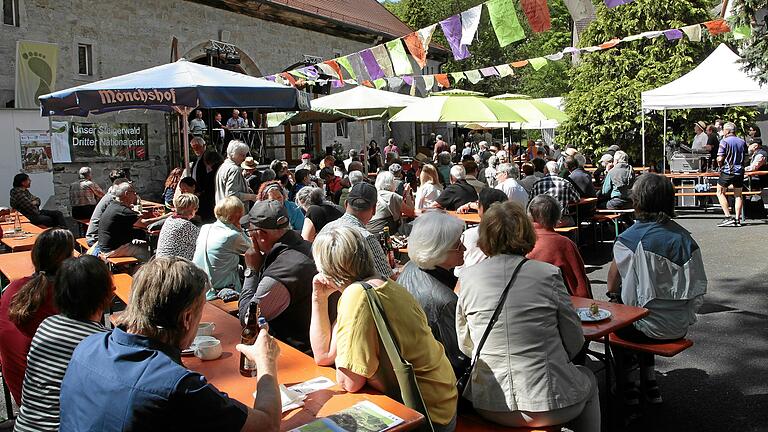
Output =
[
  {"x1": 511, "y1": 60, "x2": 529, "y2": 68},
  {"x1": 599, "y1": 38, "x2": 622, "y2": 49},
  {"x1": 403, "y1": 32, "x2": 428, "y2": 68},
  {"x1": 435, "y1": 74, "x2": 451, "y2": 88},
  {"x1": 703, "y1": 19, "x2": 731, "y2": 36},
  {"x1": 362, "y1": 80, "x2": 374, "y2": 88},
  {"x1": 520, "y1": 0, "x2": 551, "y2": 33},
  {"x1": 280, "y1": 72, "x2": 297, "y2": 86},
  {"x1": 323, "y1": 60, "x2": 344, "y2": 85}
]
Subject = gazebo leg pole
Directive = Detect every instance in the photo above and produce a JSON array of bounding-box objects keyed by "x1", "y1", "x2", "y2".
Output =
[
  {"x1": 641, "y1": 107, "x2": 646, "y2": 168},
  {"x1": 662, "y1": 109, "x2": 667, "y2": 173}
]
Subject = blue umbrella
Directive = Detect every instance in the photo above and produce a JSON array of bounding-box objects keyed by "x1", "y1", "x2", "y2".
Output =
[{"x1": 39, "y1": 59, "x2": 311, "y2": 166}]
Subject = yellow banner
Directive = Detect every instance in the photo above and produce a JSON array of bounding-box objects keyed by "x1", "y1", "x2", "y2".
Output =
[{"x1": 15, "y1": 40, "x2": 59, "y2": 109}]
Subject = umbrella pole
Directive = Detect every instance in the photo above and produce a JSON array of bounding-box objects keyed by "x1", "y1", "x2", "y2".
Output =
[{"x1": 181, "y1": 107, "x2": 191, "y2": 169}]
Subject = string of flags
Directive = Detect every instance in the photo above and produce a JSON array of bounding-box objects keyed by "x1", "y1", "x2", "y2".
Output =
[{"x1": 266, "y1": 18, "x2": 745, "y2": 97}]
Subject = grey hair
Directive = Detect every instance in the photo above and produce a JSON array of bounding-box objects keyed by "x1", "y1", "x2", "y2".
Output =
[
  {"x1": 375, "y1": 171, "x2": 396, "y2": 191},
  {"x1": 575, "y1": 154, "x2": 587, "y2": 167},
  {"x1": 226, "y1": 140, "x2": 249, "y2": 159},
  {"x1": 190, "y1": 136, "x2": 205, "y2": 147},
  {"x1": 545, "y1": 160, "x2": 559, "y2": 174},
  {"x1": 113, "y1": 182, "x2": 134, "y2": 198},
  {"x1": 407, "y1": 211, "x2": 465, "y2": 270},
  {"x1": 437, "y1": 151, "x2": 452, "y2": 165},
  {"x1": 295, "y1": 186, "x2": 324, "y2": 209},
  {"x1": 723, "y1": 122, "x2": 736, "y2": 132},
  {"x1": 261, "y1": 168, "x2": 276, "y2": 182},
  {"x1": 348, "y1": 170, "x2": 364, "y2": 185},
  {"x1": 613, "y1": 150, "x2": 628, "y2": 165},
  {"x1": 349, "y1": 148, "x2": 358, "y2": 158},
  {"x1": 497, "y1": 163, "x2": 519, "y2": 180},
  {"x1": 488, "y1": 155, "x2": 498, "y2": 168},
  {"x1": 78, "y1": 166, "x2": 91, "y2": 179},
  {"x1": 528, "y1": 194, "x2": 561, "y2": 229},
  {"x1": 450, "y1": 164, "x2": 466, "y2": 180}
]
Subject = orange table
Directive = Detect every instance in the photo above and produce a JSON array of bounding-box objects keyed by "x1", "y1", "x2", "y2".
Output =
[
  {"x1": 446, "y1": 210, "x2": 480, "y2": 224},
  {"x1": 112, "y1": 276, "x2": 424, "y2": 431},
  {"x1": 0, "y1": 251, "x2": 35, "y2": 281},
  {"x1": 1, "y1": 223, "x2": 45, "y2": 252},
  {"x1": 570, "y1": 297, "x2": 648, "y2": 341}
]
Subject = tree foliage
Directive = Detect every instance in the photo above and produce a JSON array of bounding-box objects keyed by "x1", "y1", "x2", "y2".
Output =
[
  {"x1": 730, "y1": 0, "x2": 768, "y2": 85},
  {"x1": 558, "y1": 0, "x2": 755, "y2": 163}
]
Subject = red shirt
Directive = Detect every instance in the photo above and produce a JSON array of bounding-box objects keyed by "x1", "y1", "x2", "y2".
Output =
[
  {"x1": 527, "y1": 225, "x2": 593, "y2": 299},
  {"x1": 326, "y1": 176, "x2": 343, "y2": 194},
  {"x1": 0, "y1": 276, "x2": 57, "y2": 404}
]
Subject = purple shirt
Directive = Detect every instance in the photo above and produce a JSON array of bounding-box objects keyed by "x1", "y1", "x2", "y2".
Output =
[{"x1": 718, "y1": 135, "x2": 747, "y2": 175}]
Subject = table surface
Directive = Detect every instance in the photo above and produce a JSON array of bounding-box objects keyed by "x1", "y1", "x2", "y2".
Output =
[
  {"x1": 570, "y1": 297, "x2": 649, "y2": 340},
  {"x1": 1, "y1": 223, "x2": 45, "y2": 252},
  {"x1": 0, "y1": 251, "x2": 35, "y2": 281},
  {"x1": 446, "y1": 210, "x2": 480, "y2": 224},
  {"x1": 111, "y1": 275, "x2": 424, "y2": 431}
]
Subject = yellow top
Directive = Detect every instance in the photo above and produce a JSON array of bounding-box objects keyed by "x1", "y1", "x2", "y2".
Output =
[{"x1": 334, "y1": 280, "x2": 458, "y2": 425}]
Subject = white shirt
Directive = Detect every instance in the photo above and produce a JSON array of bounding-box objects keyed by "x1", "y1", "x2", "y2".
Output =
[
  {"x1": 415, "y1": 182, "x2": 442, "y2": 210},
  {"x1": 692, "y1": 132, "x2": 708, "y2": 152},
  {"x1": 496, "y1": 178, "x2": 529, "y2": 208},
  {"x1": 454, "y1": 226, "x2": 486, "y2": 278}
]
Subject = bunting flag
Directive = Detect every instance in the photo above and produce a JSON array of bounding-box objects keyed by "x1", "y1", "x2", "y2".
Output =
[
  {"x1": 528, "y1": 57, "x2": 548, "y2": 70},
  {"x1": 337, "y1": 57, "x2": 356, "y2": 79},
  {"x1": 480, "y1": 67, "x2": 499, "y2": 77},
  {"x1": 387, "y1": 77, "x2": 404, "y2": 92},
  {"x1": 386, "y1": 39, "x2": 414, "y2": 75},
  {"x1": 598, "y1": 38, "x2": 622, "y2": 49},
  {"x1": 605, "y1": 0, "x2": 635, "y2": 7},
  {"x1": 280, "y1": 72, "x2": 297, "y2": 86},
  {"x1": 511, "y1": 60, "x2": 529, "y2": 68},
  {"x1": 639, "y1": 30, "x2": 663, "y2": 39},
  {"x1": 663, "y1": 29, "x2": 683, "y2": 40},
  {"x1": 450, "y1": 72, "x2": 466, "y2": 83},
  {"x1": 732, "y1": 25, "x2": 752, "y2": 40},
  {"x1": 402, "y1": 75, "x2": 414, "y2": 86},
  {"x1": 264, "y1": 75, "x2": 276, "y2": 82},
  {"x1": 487, "y1": 0, "x2": 526, "y2": 47},
  {"x1": 563, "y1": 0, "x2": 595, "y2": 22},
  {"x1": 460, "y1": 5, "x2": 483, "y2": 46},
  {"x1": 423, "y1": 75, "x2": 435, "y2": 92},
  {"x1": 418, "y1": 24, "x2": 438, "y2": 51},
  {"x1": 370, "y1": 45, "x2": 396, "y2": 77},
  {"x1": 331, "y1": 80, "x2": 344, "y2": 88},
  {"x1": 435, "y1": 74, "x2": 451, "y2": 88},
  {"x1": 496, "y1": 64, "x2": 514, "y2": 77},
  {"x1": 316, "y1": 62, "x2": 339, "y2": 79},
  {"x1": 403, "y1": 32, "x2": 428, "y2": 68},
  {"x1": 360, "y1": 49, "x2": 385, "y2": 80},
  {"x1": 545, "y1": 52, "x2": 564, "y2": 61},
  {"x1": 348, "y1": 53, "x2": 371, "y2": 83},
  {"x1": 465, "y1": 70, "x2": 483, "y2": 84},
  {"x1": 521, "y1": 0, "x2": 551, "y2": 33},
  {"x1": 681, "y1": 24, "x2": 702, "y2": 42},
  {"x1": 703, "y1": 20, "x2": 730, "y2": 36},
  {"x1": 622, "y1": 33, "x2": 644, "y2": 42},
  {"x1": 374, "y1": 78, "x2": 386, "y2": 89},
  {"x1": 440, "y1": 14, "x2": 471, "y2": 60}
]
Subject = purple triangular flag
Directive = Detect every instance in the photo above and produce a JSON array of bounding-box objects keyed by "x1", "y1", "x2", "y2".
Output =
[
  {"x1": 331, "y1": 80, "x2": 344, "y2": 88},
  {"x1": 663, "y1": 29, "x2": 683, "y2": 40},
  {"x1": 302, "y1": 66, "x2": 319, "y2": 79},
  {"x1": 604, "y1": 0, "x2": 634, "y2": 7},
  {"x1": 264, "y1": 75, "x2": 276, "y2": 81},
  {"x1": 439, "y1": 14, "x2": 471, "y2": 60},
  {"x1": 360, "y1": 49, "x2": 385, "y2": 81},
  {"x1": 402, "y1": 75, "x2": 414, "y2": 85},
  {"x1": 562, "y1": 47, "x2": 580, "y2": 54},
  {"x1": 480, "y1": 67, "x2": 499, "y2": 77}
]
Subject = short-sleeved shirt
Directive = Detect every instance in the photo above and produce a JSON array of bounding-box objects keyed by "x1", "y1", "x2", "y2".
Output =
[
  {"x1": 305, "y1": 202, "x2": 343, "y2": 233},
  {"x1": 193, "y1": 220, "x2": 251, "y2": 296},
  {"x1": 333, "y1": 280, "x2": 458, "y2": 425},
  {"x1": 321, "y1": 213, "x2": 394, "y2": 278},
  {"x1": 59, "y1": 328, "x2": 248, "y2": 431},
  {"x1": 436, "y1": 180, "x2": 478, "y2": 211},
  {"x1": 495, "y1": 178, "x2": 529, "y2": 209},
  {"x1": 98, "y1": 200, "x2": 139, "y2": 253},
  {"x1": 156, "y1": 215, "x2": 201, "y2": 260},
  {"x1": 718, "y1": 135, "x2": 748, "y2": 175},
  {"x1": 367, "y1": 190, "x2": 403, "y2": 235}
]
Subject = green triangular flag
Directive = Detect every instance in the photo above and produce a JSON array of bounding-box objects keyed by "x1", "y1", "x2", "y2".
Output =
[
  {"x1": 337, "y1": 56, "x2": 356, "y2": 80},
  {"x1": 374, "y1": 78, "x2": 387, "y2": 89},
  {"x1": 450, "y1": 72, "x2": 466, "y2": 83},
  {"x1": 487, "y1": 0, "x2": 526, "y2": 47},
  {"x1": 733, "y1": 25, "x2": 752, "y2": 40},
  {"x1": 528, "y1": 57, "x2": 548, "y2": 71},
  {"x1": 385, "y1": 39, "x2": 413, "y2": 75}
]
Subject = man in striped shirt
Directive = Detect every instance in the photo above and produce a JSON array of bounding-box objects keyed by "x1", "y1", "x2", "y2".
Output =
[{"x1": 14, "y1": 256, "x2": 113, "y2": 432}]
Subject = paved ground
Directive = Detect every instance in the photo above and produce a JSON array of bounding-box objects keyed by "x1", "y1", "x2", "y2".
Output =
[{"x1": 2, "y1": 211, "x2": 767, "y2": 431}]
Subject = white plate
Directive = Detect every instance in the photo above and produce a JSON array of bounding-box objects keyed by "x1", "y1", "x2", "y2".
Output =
[
  {"x1": 576, "y1": 307, "x2": 612, "y2": 322},
  {"x1": 182, "y1": 336, "x2": 218, "y2": 356}
]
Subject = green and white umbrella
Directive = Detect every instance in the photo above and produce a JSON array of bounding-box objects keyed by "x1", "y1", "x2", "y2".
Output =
[
  {"x1": 490, "y1": 93, "x2": 568, "y2": 123},
  {"x1": 388, "y1": 89, "x2": 526, "y2": 124}
]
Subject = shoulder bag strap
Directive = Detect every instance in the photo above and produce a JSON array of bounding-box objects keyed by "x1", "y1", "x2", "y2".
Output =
[{"x1": 465, "y1": 258, "x2": 528, "y2": 378}]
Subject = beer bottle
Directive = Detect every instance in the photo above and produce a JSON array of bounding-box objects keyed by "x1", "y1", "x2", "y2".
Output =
[
  {"x1": 239, "y1": 302, "x2": 260, "y2": 377},
  {"x1": 383, "y1": 227, "x2": 396, "y2": 269}
]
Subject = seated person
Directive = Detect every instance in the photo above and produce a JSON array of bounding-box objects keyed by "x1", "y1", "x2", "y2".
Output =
[
  {"x1": 69, "y1": 166, "x2": 105, "y2": 220},
  {"x1": 531, "y1": 161, "x2": 581, "y2": 227},
  {"x1": 366, "y1": 171, "x2": 414, "y2": 236},
  {"x1": 457, "y1": 201, "x2": 600, "y2": 431},
  {"x1": 397, "y1": 211, "x2": 469, "y2": 377},
  {"x1": 0, "y1": 228, "x2": 74, "y2": 405},
  {"x1": 10, "y1": 173, "x2": 67, "y2": 228},
  {"x1": 565, "y1": 155, "x2": 595, "y2": 198},
  {"x1": 14, "y1": 256, "x2": 113, "y2": 432},
  {"x1": 193, "y1": 196, "x2": 252, "y2": 301},
  {"x1": 257, "y1": 181, "x2": 304, "y2": 231},
  {"x1": 155, "y1": 193, "x2": 201, "y2": 261},
  {"x1": 239, "y1": 200, "x2": 320, "y2": 352},
  {"x1": 435, "y1": 165, "x2": 478, "y2": 211},
  {"x1": 518, "y1": 162, "x2": 538, "y2": 194},
  {"x1": 494, "y1": 163, "x2": 529, "y2": 209},
  {"x1": 85, "y1": 172, "x2": 130, "y2": 246},
  {"x1": 526, "y1": 195, "x2": 592, "y2": 298},
  {"x1": 309, "y1": 226, "x2": 459, "y2": 432},
  {"x1": 93, "y1": 182, "x2": 149, "y2": 261},
  {"x1": 607, "y1": 173, "x2": 706, "y2": 405},
  {"x1": 415, "y1": 164, "x2": 443, "y2": 211},
  {"x1": 599, "y1": 151, "x2": 635, "y2": 210},
  {"x1": 319, "y1": 167, "x2": 342, "y2": 199},
  {"x1": 295, "y1": 187, "x2": 343, "y2": 242},
  {"x1": 454, "y1": 189, "x2": 508, "y2": 278},
  {"x1": 142, "y1": 176, "x2": 198, "y2": 231},
  {"x1": 59, "y1": 257, "x2": 281, "y2": 431}
]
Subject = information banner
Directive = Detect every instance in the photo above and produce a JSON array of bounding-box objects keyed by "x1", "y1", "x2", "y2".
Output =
[
  {"x1": 69, "y1": 122, "x2": 148, "y2": 161},
  {"x1": 19, "y1": 130, "x2": 53, "y2": 173}
]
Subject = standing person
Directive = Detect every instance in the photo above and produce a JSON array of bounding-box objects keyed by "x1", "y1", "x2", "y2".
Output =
[
  {"x1": 59, "y1": 257, "x2": 281, "y2": 432},
  {"x1": 13, "y1": 256, "x2": 113, "y2": 432},
  {"x1": 215, "y1": 140, "x2": 259, "y2": 206},
  {"x1": 242, "y1": 156, "x2": 261, "y2": 197},
  {"x1": 494, "y1": 163, "x2": 529, "y2": 209},
  {"x1": 607, "y1": 173, "x2": 706, "y2": 405},
  {"x1": 746, "y1": 125, "x2": 762, "y2": 146},
  {"x1": 716, "y1": 122, "x2": 748, "y2": 227},
  {"x1": 185, "y1": 137, "x2": 208, "y2": 191},
  {"x1": 198, "y1": 150, "x2": 224, "y2": 223},
  {"x1": 155, "y1": 193, "x2": 200, "y2": 261},
  {"x1": 289, "y1": 169, "x2": 312, "y2": 202},
  {"x1": 69, "y1": 166, "x2": 105, "y2": 220},
  {"x1": 343, "y1": 149, "x2": 358, "y2": 172},
  {"x1": 295, "y1": 187, "x2": 344, "y2": 242},
  {"x1": 0, "y1": 228, "x2": 74, "y2": 405},
  {"x1": 226, "y1": 109, "x2": 244, "y2": 130},
  {"x1": 309, "y1": 226, "x2": 459, "y2": 432},
  {"x1": 456, "y1": 202, "x2": 600, "y2": 431},
  {"x1": 415, "y1": 164, "x2": 443, "y2": 211},
  {"x1": 189, "y1": 109, "x2": 207, "y2": 137},
  {"x1": 706, "y1": 124, "x2": 720, "y2": 170},
  {"x1": 691, "y1": 121, "x2": 709, "y2": 153},
  {"x1": 383, "y1": 138, "x2": 400, "y2": 160},
  {"x1": 433, "y1": 134, "x2": 449, "y2": 161},
  {"x1": 367, "y1": 140, "x2": 382, "y2": 173},
  {"x1": 212, "y1": 112, "x2": 226, "y2": 149},
  {"x1": 10, "y1": 173, "x2": 67, "y2": 228},
  {"x1": 241, "y1": 110, "x2": 256, "y2": 128},
  {"x1": 484, "y1": 155, "x2": 499, "y2": 188}
]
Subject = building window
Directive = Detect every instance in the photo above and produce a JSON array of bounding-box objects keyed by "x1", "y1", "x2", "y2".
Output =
[
  {"x1": 78, "y1": 43, "x2": 92, "y2": 76},
  {"x1": 336, "y1": 120, "x2": 348, "y2": 138},
  {"x1": 3, "y1": 0, "x2": 19, "y2": 27}
]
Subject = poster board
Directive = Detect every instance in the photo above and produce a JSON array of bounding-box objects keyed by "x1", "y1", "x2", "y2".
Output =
[{"x1": 19, "y1": 130, "x2": 53, "y2": 173}]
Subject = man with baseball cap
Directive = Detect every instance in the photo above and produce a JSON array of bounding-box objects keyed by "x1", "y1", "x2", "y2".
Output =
[
  {"x1": 239, "y1": 200, "x2": 319, "y2": 351},
  {"x1": 295, "y1": 153, "x2": 317, "y2": 174},
  {"x1": 319, "y1": 183, "x2": 394, "y2": 278}
]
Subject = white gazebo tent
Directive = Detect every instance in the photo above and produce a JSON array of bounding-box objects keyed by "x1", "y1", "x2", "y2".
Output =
[{"x1": 641, "y1": 43, "x2": 768, "y2": 169}]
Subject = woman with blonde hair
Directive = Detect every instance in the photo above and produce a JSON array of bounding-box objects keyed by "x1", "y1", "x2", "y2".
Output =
[
  {"x1": 456, "y1": 201, "x2": 600, "y2": 431},
  {"x1": 309, "y1": 225, "x2": 458, "y2": 432},
  {"x1": 415, "y1": 163, "x2": 443, "y2": 211},
  {"x1": 0, "y1": 228, "x2": 74, "y2": 404},
  {"x1": 156, "y1": 193, "x2": 201, "y2": 260}
]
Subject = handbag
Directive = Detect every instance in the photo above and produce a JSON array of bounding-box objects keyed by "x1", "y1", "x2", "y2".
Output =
[
  {"x1": 360, "y1": 282, "x2": 435, "y2": 432},
  {"x1": 456, "y1": 258, "x2": 528, "y2": 397}
]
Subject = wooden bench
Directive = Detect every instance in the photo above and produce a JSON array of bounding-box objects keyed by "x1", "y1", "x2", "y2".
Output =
[
  {"x1": 457, "y1": 412, "x2": 562, "y2": 431},
  {"x1": 75, "y1": 237, "x2": 139, "y2": 271},
  {"x1": 554, "y1": 226, "x2": 578, "y2": 235},
  {"x1": 609, "y1": 334, "x2": 693, "y2": 357},
  {"x1": 75, "y1": 237, "x2": 91, "y2": 253},
  {"x1": 589, "y1": 214, "x2": 622, "y2": 241}
]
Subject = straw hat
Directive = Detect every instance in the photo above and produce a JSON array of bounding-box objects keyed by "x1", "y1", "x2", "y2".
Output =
[
  {"x1": 241, "y1": 156, "x2": 257, "y2": 170},
  {"x1": 695, "y1": 121, "x2": 707, "y2": 131}
]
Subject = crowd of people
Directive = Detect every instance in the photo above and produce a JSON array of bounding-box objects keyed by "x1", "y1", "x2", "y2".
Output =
[{"x1": 0, "y1": 127, "x2": 723, "y2": 431}]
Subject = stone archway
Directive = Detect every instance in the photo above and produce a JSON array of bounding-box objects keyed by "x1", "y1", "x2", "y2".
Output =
[{"x1": 182, "y1": 41, "x2": 263, "y2": 77}]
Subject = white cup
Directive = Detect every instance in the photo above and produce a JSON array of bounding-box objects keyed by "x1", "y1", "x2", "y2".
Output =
[
  {"x1": 194, "y1": 339, "x2": 222, "y2": 361},
  {"x1": 197, "y1": 322, "x2": 216, "y2": 337}
]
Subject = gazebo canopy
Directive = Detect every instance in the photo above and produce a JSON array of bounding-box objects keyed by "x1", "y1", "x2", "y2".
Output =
[{"x1": 310, "y1": 85, "x2": 421, "y2": 118}]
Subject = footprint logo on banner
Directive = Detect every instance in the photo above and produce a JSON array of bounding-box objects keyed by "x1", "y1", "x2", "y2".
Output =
[{"x1": 21, "y1": 51, "x2": 53, "y2": 100}]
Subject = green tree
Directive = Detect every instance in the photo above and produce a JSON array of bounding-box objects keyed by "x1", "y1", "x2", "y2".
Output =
[
  {"x1": 730, "y1": 0, "x2": 768, "y2": 85},
  {"x1": 559, "y1": 0, "x2": 754, "y2": 163}
]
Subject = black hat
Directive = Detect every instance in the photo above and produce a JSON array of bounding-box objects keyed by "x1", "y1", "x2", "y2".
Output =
[
  {"x1": 347, "y1": 182, "x2": 377, "y2": 211},
  {"x1": 248, "y1": 200, "x2": 289, "y2": 229}
]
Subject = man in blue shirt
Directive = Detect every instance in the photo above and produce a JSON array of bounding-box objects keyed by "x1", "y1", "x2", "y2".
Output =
[{"x1": 716, "y1": 122, "x2": 748, "y2": 227}]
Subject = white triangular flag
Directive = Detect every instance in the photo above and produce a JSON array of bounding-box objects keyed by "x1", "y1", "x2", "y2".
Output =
[{"x1": 460, "y1": 5, "x2": 483, "y2": 46}]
